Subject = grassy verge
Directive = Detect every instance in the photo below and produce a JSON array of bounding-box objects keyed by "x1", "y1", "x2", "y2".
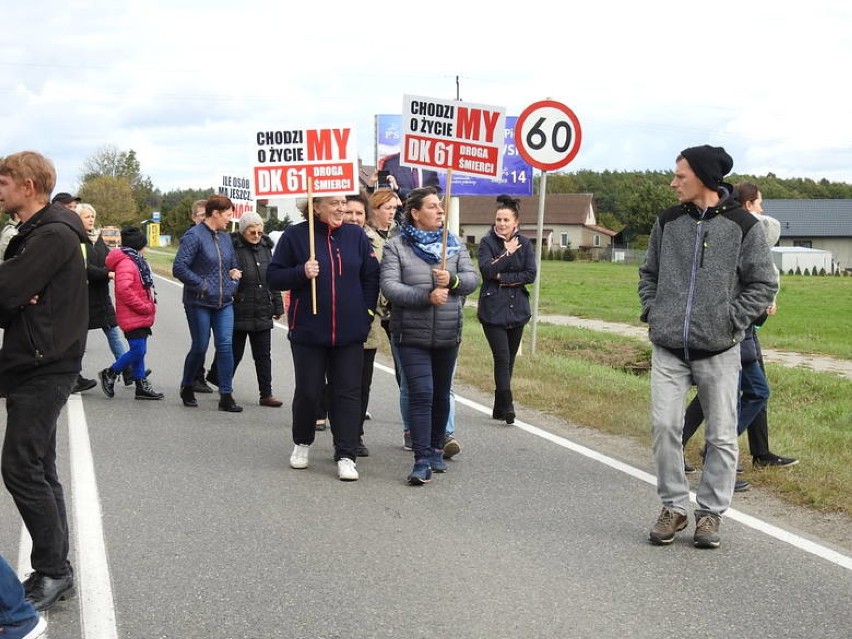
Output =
[
  {"x1": 532, "y1": 261, "x2": 852, "y2": 359},
  {"x1": 454, "y1": 309, "x2": 852, "y2": 515}
]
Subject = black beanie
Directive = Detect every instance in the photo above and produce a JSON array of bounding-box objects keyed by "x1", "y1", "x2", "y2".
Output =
[
  {"x1": 680, "y1": 145, "x2": 733, "y2": 191},
  {"x1": 120, "y1": 226, "x2": 147, "y2": 251}
]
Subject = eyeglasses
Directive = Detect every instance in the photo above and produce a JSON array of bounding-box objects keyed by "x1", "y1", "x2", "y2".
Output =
[{"x1": 246, "y1": 229, "x2": 263, "y2": 237}]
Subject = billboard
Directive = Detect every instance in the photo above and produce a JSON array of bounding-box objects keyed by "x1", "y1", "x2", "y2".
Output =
[{"x1": 375, "y1": 114, "x2": 532, "y2": 197}]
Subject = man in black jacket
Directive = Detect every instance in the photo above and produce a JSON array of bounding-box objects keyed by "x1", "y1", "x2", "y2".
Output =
[{"x1": 0, "y1": 151, "x2": 89, "y2": 611}]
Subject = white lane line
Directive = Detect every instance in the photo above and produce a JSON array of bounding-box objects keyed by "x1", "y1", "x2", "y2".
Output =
[
  {"x1": 164, "y1": 274, "x2": 852, "y2": 571},
  {"x1": 67, "y1": 395, "x2": 119, "y2": 639},
  {"x1": 380, "y1": 361, "x2": 852, "y2": 570}
]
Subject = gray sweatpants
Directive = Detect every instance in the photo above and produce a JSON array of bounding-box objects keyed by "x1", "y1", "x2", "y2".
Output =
[{"x1": 650, "y1": 345, "x2": 740, "y2": 517}]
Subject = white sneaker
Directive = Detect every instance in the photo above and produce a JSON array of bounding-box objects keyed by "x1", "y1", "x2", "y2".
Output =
[
  {"x1": 337, "y1": 458, "x2": 359, "y2": 481},
  {"x1": 290, "y1": 444, "x2": 310, "y2": 469}
]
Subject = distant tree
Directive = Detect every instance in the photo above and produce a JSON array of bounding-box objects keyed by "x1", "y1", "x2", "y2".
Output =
[
  {"x1": 77, "y1": 176, "x2": 137, "y2": 227},
  {"x1": 158, "y1": 187, "x2": 214, "y2": 239},
  {"x1": 596, "y1": 211, "x2": 622, "y2": 232},
  {"x1": 80, "y1": 146, "x2": 158, "y2": 217},
  {"x1": 621, "y1": 180, "x2": 673, "y2": 235}
]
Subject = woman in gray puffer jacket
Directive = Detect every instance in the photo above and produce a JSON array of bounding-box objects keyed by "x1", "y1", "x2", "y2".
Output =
[{"x1": 380, "y1": 187, "x2": 479, "y2": 485}]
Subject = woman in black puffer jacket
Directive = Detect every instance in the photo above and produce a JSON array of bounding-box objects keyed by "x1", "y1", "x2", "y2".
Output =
[
  {"x1": 209, "y1": 212, "x2": 284, "y2": 407},
  {"x1": 477, "y1": 195, "x2": 537, "y2": 425}
]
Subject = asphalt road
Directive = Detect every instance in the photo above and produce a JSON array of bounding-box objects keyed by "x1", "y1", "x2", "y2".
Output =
[{"x1": 1, "y1": 274, "x2": 849, "y2": 639}]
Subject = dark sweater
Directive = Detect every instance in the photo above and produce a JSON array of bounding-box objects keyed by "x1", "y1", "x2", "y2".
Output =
[{"x1": 267, "y1": 219, "x2": 380, "y2": 347}]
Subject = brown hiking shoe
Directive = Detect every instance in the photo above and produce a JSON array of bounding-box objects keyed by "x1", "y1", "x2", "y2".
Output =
[
  {"x1": 694, "y1": 513, "x2": 722, "y2": 549},
  {"x1": 649, "y1": 507, "x2": 688, "y2": 545}
]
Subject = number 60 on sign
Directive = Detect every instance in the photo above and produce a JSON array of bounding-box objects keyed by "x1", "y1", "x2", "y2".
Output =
[{"x1": 514, "y1": 100, "x2": 582, "y2": 172}]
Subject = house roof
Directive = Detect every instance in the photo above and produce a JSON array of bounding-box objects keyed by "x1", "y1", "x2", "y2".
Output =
[
  {"x1": 762, "y1": 199, "x2": 852, "y2": 237},
  {"x1": 457, "y1": 194, "x2": 594, "y2": 226}
]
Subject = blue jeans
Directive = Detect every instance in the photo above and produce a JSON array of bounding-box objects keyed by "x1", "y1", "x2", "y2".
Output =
[
  {"x1": 737, "y1": 361, "x2": 770, "y2": 436},
  {"x1": 390, "y1": 340, "x2": 455, "y2": 436},
  {"x1": 395, "y1": 344, "x2": 459, "y2": 460},
  {"x1": 110, "y1": 337, "x2": 148, "y2": 381},
  {"x1": 181, "y1": 305, "x2": 235, "y2": 394},
  {"x1": 102, "y1": 325, "x2": 127, "y2": 360},
  {"x1": 0, "y1": 553, "x2": 37, "y2": 626}
]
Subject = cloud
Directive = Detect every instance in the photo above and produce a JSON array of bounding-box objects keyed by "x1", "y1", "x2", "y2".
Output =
[{"x1": 2, "y1": 0, "x2": 850, "y2": 192}]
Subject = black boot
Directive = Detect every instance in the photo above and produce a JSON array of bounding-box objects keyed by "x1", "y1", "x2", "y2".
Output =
[
  {"x1": 180, "y1": 385, "x2": 198, "y2": 407},
  {"x1": 503, "y1": 390, "x2": 515, "y2": 425},
  {"x1": 135, "y1": 378, "x2": 164, "y2": 400},
  {"x1": 492, "y1": 390, "x2": 505, "y2": 420},
  {"x1": 218, "y1": 393, "x2": 243, "y2": 413},
  {"x1": 123, "y1": 368, "x2": 152, "y2": 386},
  {"x1": 99, "y1": 368, "x2": 118, "y2": 398}
]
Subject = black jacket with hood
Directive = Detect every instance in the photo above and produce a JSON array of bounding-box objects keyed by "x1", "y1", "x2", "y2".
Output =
[{"x1": 0, "y1": 203, "x2": 89, "y2": 393}]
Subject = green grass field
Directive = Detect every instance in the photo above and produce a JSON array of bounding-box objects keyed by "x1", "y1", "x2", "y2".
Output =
[{"x1": 532, "y1": 261, "x2": 852, "y2": 359}]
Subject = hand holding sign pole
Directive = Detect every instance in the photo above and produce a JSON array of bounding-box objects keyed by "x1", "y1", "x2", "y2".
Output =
[{"x1": 514, "y1": 100, "x2": 583, "y2": 354}]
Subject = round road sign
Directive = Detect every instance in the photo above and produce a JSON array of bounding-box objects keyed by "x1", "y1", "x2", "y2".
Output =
[{"x1": 514, "y1": 100, "x2": 582, "y2": 171}]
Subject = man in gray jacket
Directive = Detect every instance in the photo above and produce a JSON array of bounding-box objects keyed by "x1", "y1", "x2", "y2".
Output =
[{"x1": 639, "y1": 145, "x2": 777, "y2": 549}]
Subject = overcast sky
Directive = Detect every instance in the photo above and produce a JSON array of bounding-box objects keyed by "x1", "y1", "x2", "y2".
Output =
[{"x1": 2, "y1": 0, "x2": 850, "y2": 194}]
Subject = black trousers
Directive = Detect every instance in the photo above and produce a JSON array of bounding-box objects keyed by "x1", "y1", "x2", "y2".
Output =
[
  {"x1": 481, "y1": 323, "x2": 525, "y2": 391},
  {"x1": 360, "y1": 348, "x2": 377, "y2": 434},
  {"x1": 290, "y1": 342, "x2": 363, "y2": 460},
  {"x1": 233, "y1": 329, "x2": 273, "y2": 399},
  {"x1": 2, "y1": 372, "x2": 76, "y2": 577}
]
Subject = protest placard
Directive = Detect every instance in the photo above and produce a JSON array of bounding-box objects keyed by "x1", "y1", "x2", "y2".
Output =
[{"x1": 252, "y1": 126, "x2": 358, "y2": 198}]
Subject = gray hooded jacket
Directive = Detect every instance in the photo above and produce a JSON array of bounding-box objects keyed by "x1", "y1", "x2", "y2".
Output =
[{"x1": 638, "y1": 196, "x2": 778, "y2": 360}]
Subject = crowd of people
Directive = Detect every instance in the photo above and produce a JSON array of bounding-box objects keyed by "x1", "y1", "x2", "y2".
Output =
[{"x1": 0, "y1": 143, "x2": 804, "y2": 632}]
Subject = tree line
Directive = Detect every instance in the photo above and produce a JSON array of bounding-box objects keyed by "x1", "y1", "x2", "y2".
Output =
[
  {"x1": 545, "y1": 169, "x2": 852, "y2": 238},
  {"x1": 5, "y1": 146, "x2": 848, "y2": 242}
]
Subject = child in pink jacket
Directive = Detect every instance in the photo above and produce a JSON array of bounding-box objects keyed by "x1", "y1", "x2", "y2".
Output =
[{"x1": 98, "y1": 227, "x2": 163, "y2": 400}]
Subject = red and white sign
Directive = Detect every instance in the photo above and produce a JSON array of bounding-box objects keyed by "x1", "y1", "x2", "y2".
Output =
[
  {"x1": 216, "y1": 173, "x2": 254, "y2": 220},
  {"x1": 252, "y1": 126, "x2": 358, "y2": 198},
  {"x1": 515, "y1": 100, "x2": 582, "y2": 171},
  {"x1": 401, "y1": 95, "x2": 506, "y2": 179}
]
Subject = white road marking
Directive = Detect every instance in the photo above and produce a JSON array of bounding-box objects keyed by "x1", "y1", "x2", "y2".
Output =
[
  {"x1": 163, "y1": 272, "x2": 851, "y2": 571},
  {"x1": 67, "y1": 395, "x2": 119, "y2": 638}
]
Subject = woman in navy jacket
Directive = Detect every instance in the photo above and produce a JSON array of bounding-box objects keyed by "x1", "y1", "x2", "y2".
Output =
[
  {"x1": 173, "y1": 195, "x2": 243, "y2": 412},
  {"x1": 477, "y1": 195, "x2": 537, "y2": 424},
  {"x1": 267, "y1": 195, "x2": 380, "y2": 482}
]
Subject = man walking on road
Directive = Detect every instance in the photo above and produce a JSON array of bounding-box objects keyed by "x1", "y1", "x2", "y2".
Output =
[
  {"x1": 0, "y1": 151, "x2": 89, "y2": 609},
  {"x1": 638, "y1": 145, "x2": 777, "y2": 548}
]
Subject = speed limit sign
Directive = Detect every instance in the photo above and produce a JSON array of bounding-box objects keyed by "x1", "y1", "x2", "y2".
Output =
[{"x1": 514, "y1": 100, "x2": 582, "y2": 171}]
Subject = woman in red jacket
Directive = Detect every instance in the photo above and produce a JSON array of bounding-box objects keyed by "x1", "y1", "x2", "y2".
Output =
[{"x1": 98, "y1": 227, "x2": 164, "y2": 400}]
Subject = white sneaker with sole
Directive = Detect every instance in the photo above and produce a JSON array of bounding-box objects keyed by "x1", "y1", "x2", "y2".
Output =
[
  {"x1": 290, "y1": 444, "x2": 310, "y2": 469},
  {"x1": 337, "y1": 458, "x2": 359, "y2": 481}
]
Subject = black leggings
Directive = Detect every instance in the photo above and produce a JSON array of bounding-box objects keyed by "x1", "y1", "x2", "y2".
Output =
[{"x1": 481, "y1": 323, "x2": 525, "y2": 391}]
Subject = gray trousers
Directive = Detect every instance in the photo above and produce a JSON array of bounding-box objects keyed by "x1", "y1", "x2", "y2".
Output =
[{"x1": 651, "y1": 345, "x2": 740, "y2": 517}]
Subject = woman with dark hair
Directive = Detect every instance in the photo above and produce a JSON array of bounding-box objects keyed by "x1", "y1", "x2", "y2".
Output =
[
  {"x1": 681, "y1": 182, "x2": 797, "y2": 481},
  {"x1": 173, "y1": 195, "x2": 244, "y2": 412},
  {"x1": 267, "y1": 195, "x2": 380, "y2": 482},
  {"x1": 477, "y1": 195, "x2": 537, "y2": 424},
  {"x1": 381, "y1": 187, "x2": 479, "y2": 485}
]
